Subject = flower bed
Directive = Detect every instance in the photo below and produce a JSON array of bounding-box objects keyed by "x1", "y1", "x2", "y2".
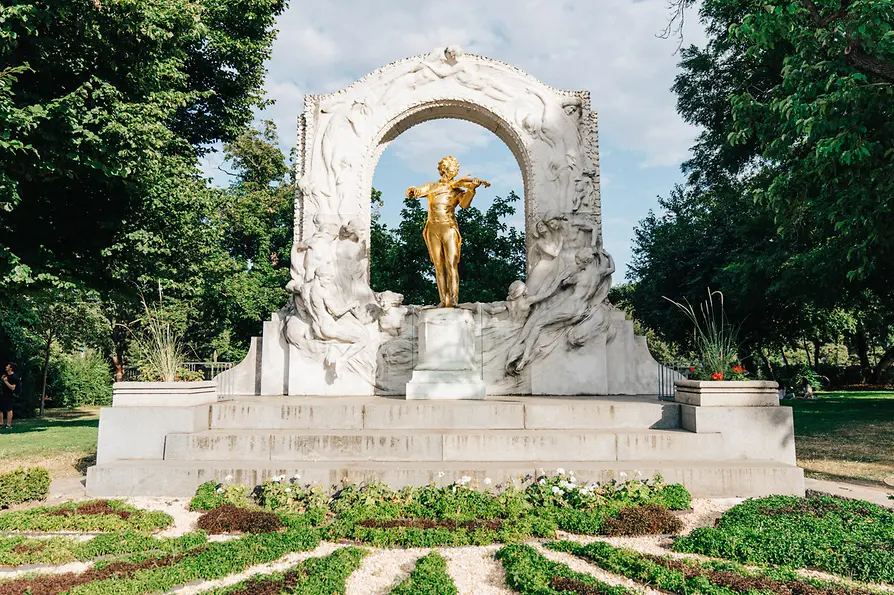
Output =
[
  {"x1": 203, "y1": 546, "x2": 365, "y2": 595},
  {"x1": 0, "y1": 467, "x2": 50, "y2": 509},
  {"x1": 0, "y1": 500, "x2": 173, "y2": 533},
  {"x1": 673, "y1": 494, "x2": 894, "y2": 583},
  {"x1": 549, "y1": 540, "x2": 876, "y2": 595},
  {"x1": 389, "y1": 551, "x2": 457, "y2": 595},
  {"x1": 495, "y1": 544, "x2": 634, "y2": 594},
  {"x1": 0, "y1": 531, "x2": 206, "y2": 566}
]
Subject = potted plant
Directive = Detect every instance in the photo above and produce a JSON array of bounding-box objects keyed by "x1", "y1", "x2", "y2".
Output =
[
  {"x1": 112, "y1": 296, "x2": 216, "y2": 407},
  {"x1": 665, "y1": 290, "x2": 778, "y2": 407}
]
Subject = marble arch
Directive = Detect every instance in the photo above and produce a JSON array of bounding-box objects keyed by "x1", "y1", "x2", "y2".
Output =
[{"x1": 223, "y1": 47, "x2": 660, "y2": 397}]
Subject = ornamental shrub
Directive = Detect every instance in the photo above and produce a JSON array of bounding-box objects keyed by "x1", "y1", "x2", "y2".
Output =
[
  {"x1": 0, "y1": 466, "x2": 50, "y2": 508},
  {"x1": 53, "y1": 352, "x2": 113, "y2": 407}
]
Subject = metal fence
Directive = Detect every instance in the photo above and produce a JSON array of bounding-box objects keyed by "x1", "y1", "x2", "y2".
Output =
[
  {"x1": 657, "y1": 361, "x2": 696, "y2": 400},
  {"x1": 121, "y1": 362, "x2": 234, "y2": 398}
]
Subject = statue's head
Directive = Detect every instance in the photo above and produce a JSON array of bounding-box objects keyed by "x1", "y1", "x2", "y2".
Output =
[
  {"x1": 438, "y1": 155, "x2": 460, "y2": 179},
  {"x1": 376, "y1": 290, "x2": 404, "y2": 309},
  {"x1": 507, "y1": 280, "x2": 528, "y2": 301},
  {"x1": 544, "y1": 210, "x2": 567, "y2": 231},
  {"x1": 443, "y1": 46, "x2": 464, "y2": 63},
  {"x1": 340, "y1": 219, "x2": 364, "y2": 240}
]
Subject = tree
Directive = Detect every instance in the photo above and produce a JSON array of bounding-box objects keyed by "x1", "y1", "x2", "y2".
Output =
[{"x1": 0, "y1": 0, "x2": 286, "y2": 290}]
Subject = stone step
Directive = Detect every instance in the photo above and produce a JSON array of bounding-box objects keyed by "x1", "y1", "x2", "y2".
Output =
[
  {"x1": 164, "y1": 428, "x2": 725, "y2": 463},
  {"x1": 207, "y1": 396, "x2": 681, "y2": 431},
  {"x1": 86, "y1": 459, "x2": 806, "y2": 499}
]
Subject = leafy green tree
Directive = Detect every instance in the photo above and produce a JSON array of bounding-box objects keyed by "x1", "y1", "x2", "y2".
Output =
[{"x1": 0, "y1": 0, "x2": 286, "y2": 289}]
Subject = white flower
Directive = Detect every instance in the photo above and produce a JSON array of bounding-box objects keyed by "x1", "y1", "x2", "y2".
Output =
[
  {"x1": 484, "y1": 477, "x2": 492, "y2": 485},
  {"x1": 452, "y1": 486, "x2": 457, "y2": 493},
  {"x1": 460, "y1": 475, "x2": 471, "y2": 485},
  {"x1": 634, "y1": 470, "x2": 642, "y2": 477},
  {"x1": 619, "y1": 472, "x2": 628, "y2": 478},
  {"x1": 551, "y1": 486, "x2": 562, "y2": 494},
  {"x1": 438, "y1": 471, "x2": 445, "y2": 478},
  {"x1": 580, "y1": 488, "x2": 589, "y2": 496},
  {"x1": 224, "y1": 474, "x2": 234, "y2": 482},
  {"x1": 285, "y1": 488, "x2": 291, "y2": 493},
  {"x1": 538, "y1": 479, "x2": 546, "y2": 485},
  {"x1": 569, "y1": 470, "x2": 575, "y2": 476},
  {"x1": 556, "y1": 468, "x2": 565, "y2": 475},
  {"x1": 293, "y1": 473, "x2": 301, "y2": 480},
  {"x1": 215, "y1": 487, "x2": 223, "y2": 494}
]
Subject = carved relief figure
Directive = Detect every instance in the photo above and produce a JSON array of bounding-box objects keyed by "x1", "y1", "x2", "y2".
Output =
[
  {"x1": 336, "y1": 219, "x2": 378, "y2": 312},
  {"x1": 380, "y1": 46, "x2": 514, "y2": 105},
  {"x1": 319, "y1": 98, "x2": 371, "y2": 211},
  {"x1": 289, "y1": 218, "x2": 340, "y2": 290},
  {"x1": 304, "y1": 266, "x2": 370, "y2": 377},
  {"x1": 406, "y1": 156, "x2": 490, "y2": 308},
  {"x1": 572, "y1": 168, "x2": 598, "y2": 211},
  {"x1": 526, "y1": 213, "x2": 570, "y2": 299},
  {"x1": 505, "y1": 247, "x2": 611, "y2": 375}
]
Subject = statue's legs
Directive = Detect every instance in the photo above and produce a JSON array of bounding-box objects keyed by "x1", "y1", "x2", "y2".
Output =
[
  {"x1": 423, "y1": 223, "x2": 448, "y2": 306},
  {"x1": 442, "y1": 227, "x2": 461, "y2": 307}
]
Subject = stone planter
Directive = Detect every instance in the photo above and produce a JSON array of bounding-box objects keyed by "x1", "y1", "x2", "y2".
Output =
[
  {"x1": 674, "y1": 379, "x2": 779, "y2": 407},
  {"x1": 111, "y1": 381, "x2": 218, "y2": 407}
]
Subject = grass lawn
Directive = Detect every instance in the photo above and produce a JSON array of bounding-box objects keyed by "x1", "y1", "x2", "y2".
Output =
[
  {"x1": 783, "y1": 390, "x2": 894, "y2": 487},
  {"x1": 0, "y1": 408, "x2": 99, "y2": 478}
]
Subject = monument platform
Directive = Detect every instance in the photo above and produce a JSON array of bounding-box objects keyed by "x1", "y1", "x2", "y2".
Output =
[{"x1": 87, "y1": 394, "x2": 804, "y2": 498}]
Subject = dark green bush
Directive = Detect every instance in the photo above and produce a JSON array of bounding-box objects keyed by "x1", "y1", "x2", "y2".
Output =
[
  {"x1": 495, "y1": 544, "x2": 634, "y2": 594},
  {"x1": 190, "y1": 481, "x2": 227, "y2": 511},
  {"x1": 673, "y1": 495, "x2": 894, "y2": 583},
  {"x1": 53, "y1": 352, "x2": 113, "y2": 407},
  {"x1": 0, "y1": 466, "x2": 50, "y2": 508}
]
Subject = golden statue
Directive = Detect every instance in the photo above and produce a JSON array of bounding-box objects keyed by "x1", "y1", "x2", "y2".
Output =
[{"x1": 406, "y1": 156, "x2": 490, "y2": 308}]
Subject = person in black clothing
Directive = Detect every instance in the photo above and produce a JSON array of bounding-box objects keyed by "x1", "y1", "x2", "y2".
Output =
[{"x1": 1, "y1": 362, "x2": 20, "y2": 429}]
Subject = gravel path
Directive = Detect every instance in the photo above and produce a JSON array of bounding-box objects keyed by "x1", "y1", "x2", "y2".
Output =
[
  {"x1": 344, "y1": 547, "x2": 426, "y2": 595},
  {"x1": 441, "y1": 545, "x2": 515, "y2": 595}
]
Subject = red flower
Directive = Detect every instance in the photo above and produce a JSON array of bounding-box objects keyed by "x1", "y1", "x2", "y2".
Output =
[
  {"x1": 732, "y1": 365, "x2": 745, "y2": 374},
  {"x1": 711, "y1": 372, "x2": 724, "y2": 380},
  {"x1": 689, "y1": 366, "x2": 695, "y2": 373}
]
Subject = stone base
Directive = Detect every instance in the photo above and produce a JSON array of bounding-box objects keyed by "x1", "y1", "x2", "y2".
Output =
[
  {"x1": 405, "y1": 370, "x2": 486, "y2": 400},
  {"x1": 87, "y1": 395, "x2": 804, "y2": 499},
  {"x1": 405, "y1": 308, "x2": 486, "y2": 400},
  {"x1": 674, "y1": 379, "x2": 779, "y2": 407}
]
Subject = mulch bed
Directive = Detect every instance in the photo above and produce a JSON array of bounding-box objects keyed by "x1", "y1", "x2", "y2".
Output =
[
  {"x1": 0, "y1": 549, "x2": 198, "y2": 595},
  {"x1": 11, "y1": 542, "x2": 45, "y2": 554},
  {"x1": 357, "y1": 518, "x2": 504, "y2": 531},
  {"x1": 47, "y1": 501, "x2": 133, "y2": 521},
  {"x1": 644, "y1": 553, "x2": 876, "y2": 595},
  {"x1": 601, "y1": 505, "x2": 683, "y2": 536},
  {"x1": 548, "y1": 576, "x2": 612, "y2": 594},
  {"x1": 197, "y1": 505, "x2": 283, "y2": 534}
]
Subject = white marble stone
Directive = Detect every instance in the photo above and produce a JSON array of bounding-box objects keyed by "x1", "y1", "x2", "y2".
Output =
[
  {"x1": 223, "y1": 47, "x2": 668, "y2": 396},
  {"x1": 406, "y1": 309, "x2": 486, "y2": 400}
]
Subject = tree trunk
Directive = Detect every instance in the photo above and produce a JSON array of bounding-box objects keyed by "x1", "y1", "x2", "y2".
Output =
[
  {"x1": 855, "y1": 327, "x2": 872, "y2": 382},
  {"x1": 759, "y1": 349, "x2": 775, "y2": 381},
  {"x1": 814, "y1": 339, "x2": 821, "y2": 369},
  {"x1": 781, "y1": 349, "x2": 790, "y2": 366},
  {"x1": 803, "y1": 339, "x2": 813, "y2": 368},
  {"x1": 872, "y1": 344, "x2": 894, "y2": 384},
  {"x1": 39, "y1": 332, "x2": 53, "y2": 417}
]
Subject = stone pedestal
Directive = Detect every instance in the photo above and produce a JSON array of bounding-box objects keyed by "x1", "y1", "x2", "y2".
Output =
[{"x1": 406, "y1": 308, "x2": 486, "y2": 400}]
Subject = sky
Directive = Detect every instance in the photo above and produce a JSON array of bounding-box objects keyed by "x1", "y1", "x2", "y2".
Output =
[{"x1": 202, "y1": 0, "x2": 707, "y2": 282}]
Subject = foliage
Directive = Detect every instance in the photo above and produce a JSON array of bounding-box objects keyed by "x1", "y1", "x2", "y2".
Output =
[
  {"x1": 495, "y1": 544, "x2": 634, "y2": 594},
  {"x1": 129, "y1": 295, "x2": 189, "y2": 382},
  {"x1": 0, "y1": 499, "x2": 173, "y2": 533},
  {"x1": 371, "y1": 191, "x2": 526, "y2": 305},
  {"x1": 632, "y1": 0, "x2": 894, "y2": 382},
  {"x1": 0, "y1": 0, "x2": 287, "y2": 289},
  {"x1": 207, "y1": 546, "x2": 366, "y2": 595},
  {"x1": 0, "y1": 466, "x2": 49, "y2": 508},
  {"x1": 389, "y1": 551, "x2": 457, "y2": 595},
  {"x1": 51, "y1": 352, "x2": 113, "y2": 407},
  {"x1": 600, "y1": 505, "x2": 684, "y2": 536},
  {"x1": 673, "y1": 494, "x2": 894, "y2": 583}
]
